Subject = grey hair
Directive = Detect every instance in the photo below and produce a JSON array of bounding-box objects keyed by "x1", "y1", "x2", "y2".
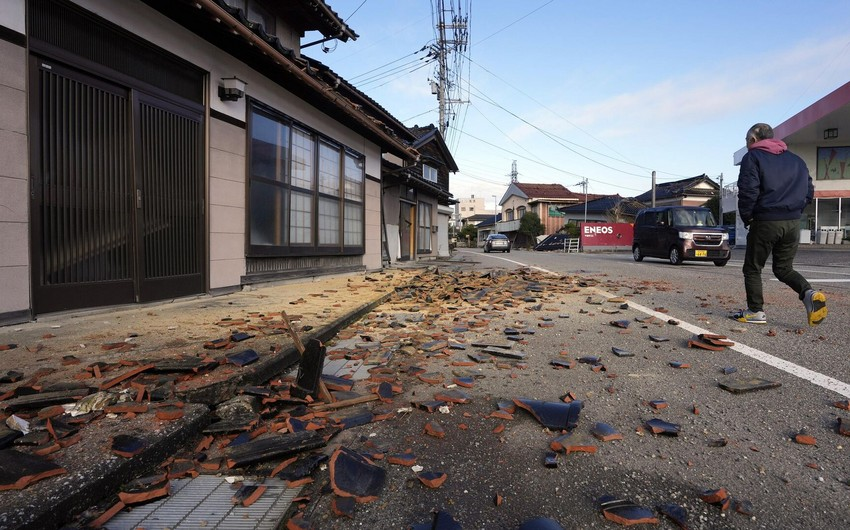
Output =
[{"x1": 747, "y1": 123, "x2": 774, "y2": 143}]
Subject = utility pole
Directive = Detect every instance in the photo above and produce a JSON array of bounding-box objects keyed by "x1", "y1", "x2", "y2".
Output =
[
  {"x1": 574, "y1": 177, "x2": 589, "y2": 226},
  {"x1": 431, "y1": 0, "x2": 469, "y2": 138},
  {"x1": 508, "y1": 160, "x2": 519, "y2": 183},
  {"x1": 651, "y1": 171, "x2": 656, "y2": 207},
  {"x1": 718, "y1": 172, "x2": 724, "y2": 225}
]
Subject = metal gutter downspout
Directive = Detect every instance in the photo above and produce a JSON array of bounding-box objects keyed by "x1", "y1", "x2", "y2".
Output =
[{"x1": 194, "y1": 0, "x2": 418, "y2": 161}]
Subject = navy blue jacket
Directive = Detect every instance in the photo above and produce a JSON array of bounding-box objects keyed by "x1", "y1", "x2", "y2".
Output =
[{"x1": 737, "y1": 143, "x2": 813, "y2": 224}]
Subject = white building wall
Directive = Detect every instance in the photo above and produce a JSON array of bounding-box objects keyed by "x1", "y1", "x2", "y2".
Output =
[
  {"x1": 65, "y1": 0, "x2": 384, "y2": 287},
  {"x1": 0, "y1": 5, "x2": 29, "y2": 321}
]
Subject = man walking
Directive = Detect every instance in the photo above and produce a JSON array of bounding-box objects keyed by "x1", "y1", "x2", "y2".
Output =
[{"x1": 732, "y1": 123, "x2": 827, "y2": 326}]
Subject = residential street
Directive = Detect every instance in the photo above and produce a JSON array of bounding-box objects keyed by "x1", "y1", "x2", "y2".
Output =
[{"x1": 2, "y1": 247, "x2": 849, "y2": 529}]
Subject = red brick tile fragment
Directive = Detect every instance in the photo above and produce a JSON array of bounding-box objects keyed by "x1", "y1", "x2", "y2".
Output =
[
  {"x1": 838, "y1": 418, "x2": 850, "y2": 436},
  {"x1": 387, "y1": 453, "x2": 417, "y2": 466},
  {"x1": 104, "y1": 403, "x2": 149, "y2": 415},
  {"x1": 88, "y1": 501, "x2": 125, "y2": 529},
  {"x1": 434, "y1": 389, "x2": 470, "y2": 404},
  {"x1": 417, "y1": 372, "x2": 443, "y2": 385},
  {"x1": 700, "y1": 487, "x2": 729, "y2": 505},
  {"x1": 794, "y1": 433, "x2": 817, "y2": 445},
  {"x1": 99, "y1": 363, "x2": 155, "y2": 390},
  {"x1": 155, "y1": 406, "x2": 184, "y2": 421},
  {"x1": 649, "y1": 400, "x2": 668, "y2": 410},
  {"x1": 492, "y1": 424, "x2": 505, "y2": 434},
  {"x1": 494, "y1": 493, "x2": 504, "y2": 506},
  {"x1": 119, "y1": 480, "x2": 170, "y2": 505},
  {"x1": 833, "y1": 400, "x2": 850, "y2": 410}
]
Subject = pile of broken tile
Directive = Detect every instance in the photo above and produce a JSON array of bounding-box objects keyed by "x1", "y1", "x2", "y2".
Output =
[{"x1": 1, "y1": 266, "x2": 847, "y2": 529}]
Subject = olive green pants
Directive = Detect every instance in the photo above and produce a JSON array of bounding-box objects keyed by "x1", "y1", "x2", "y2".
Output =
[{"x1": 743, "y1": 219, "x2": 811, "y2": 312}]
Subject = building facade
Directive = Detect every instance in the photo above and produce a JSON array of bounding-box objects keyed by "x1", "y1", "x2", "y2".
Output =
[
  {"x1": 731, "y1": 81, "x2": 850, "y2": 246},
  {"x1": 0, "y1": 0, "x2": 427, "y2": 323}
]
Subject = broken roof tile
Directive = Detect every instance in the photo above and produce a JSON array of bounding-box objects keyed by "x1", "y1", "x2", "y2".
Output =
[
  {"x1": 687, "y1": 339, "x2": 725, "y2": 351},
  {"x1": 794, "y1": 431, "x2": 817, "y2": 446},
  {"x1": 718, "y1": 377, "x2": 781, "y2": 394},
  {"x1": 331, "y1": 495, "x2": 356, "y2": 518},
  {"x1": 0, "y1": 449, "x2": 67, "y2": 490},
  {"x1": 425, "y1": 421, "x2": 446, "y2": 439},
  {"x1": 417, "y1": 471, "x2": 448, "y2": 488},
  {"x1": 434, "y1": 389, "x2": 470, "y2": 404},
  {"x1": 599, "y1": 495, "x2": 659, "y2": 526},
  {"x1": 657, "y1": 503, "x2": 688, "y2": 529},
  {"x1": 111, "y1": 434, "x2": 148, "y2": 458},
  {"x1": 591, "y1": 422, "x2": 623, "y2": 442},
  {"x1": 649, "y1": 400, "x2": 668, "y2": 410},
  {"x1": 611, "y1": 347, "x2": 634, "y2": 358},
  {"x1": 329, "y1": 446, "x2": 386, "y2": 503},
  {"x1": 412, "y1": 400, "x2": 447, "y2": 413},
  {"x1": 118, "y1": 474, "x2": 170, "y2": 505},
  {"x1": 699, "y1": 487, "x2": 730, "y2": 509},
  {"x1": 226, "y1": 349, "x2": 260, "y2": 367},
  {"x1": 513, "y1": 398, "x2": 582, "y2": 431},
  {"x1": 644, "y1": 418, "x2": 680, "y2": 436},
  {"x1": 549, "y1": 432, "x2": 597, "y2": 454},
  {"x1": 417, "y1": 372, "x2": 444, "y2": 385}
]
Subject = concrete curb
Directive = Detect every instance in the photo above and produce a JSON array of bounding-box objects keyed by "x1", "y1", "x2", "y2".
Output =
[{"x1": 1, "y1": 404, "x2": 210, "y2": 530}]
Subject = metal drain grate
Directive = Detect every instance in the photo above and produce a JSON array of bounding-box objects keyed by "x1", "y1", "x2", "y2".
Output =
[{"x1": 106, "y1": 476, "x2": 301, "y2": 529}]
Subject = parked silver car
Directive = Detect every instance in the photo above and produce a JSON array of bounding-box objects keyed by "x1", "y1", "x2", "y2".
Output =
[{"x1": 483, "y1": 233, "x2": 511, "y2": 253}]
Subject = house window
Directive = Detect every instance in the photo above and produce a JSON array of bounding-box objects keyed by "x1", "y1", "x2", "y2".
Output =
[
  {"x1": 248, "y1": 103, "x2": 364, "y2": 255},
  {"x1": 423, "y1": 164, "x2": 438, "y2": 183},
  {"x1": 517, "y1": 206, "x2": 526, "y2": 218},
  {"x1": 505, "y1": 209, "x2": 514, "y2": 221},
  {"x1": 418, "y1": 202, "x2": 433, "y2": 252},
  {"x1": 223, "y1": 1, "x2": 276, "y2": 34}
]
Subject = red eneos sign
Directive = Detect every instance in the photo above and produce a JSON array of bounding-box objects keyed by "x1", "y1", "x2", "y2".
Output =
[{"x1": 580, "y1": 223, "x2": 633, "y2": 247}]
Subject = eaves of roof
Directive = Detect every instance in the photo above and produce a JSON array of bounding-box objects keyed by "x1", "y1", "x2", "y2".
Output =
[
  {"x1": 147, "y1": 0, "x2": 417, "y2": 161},
  {"x1": 383, "y1": 162, "x2": 453, "y2": 205},
  {"x1": 286, "y1": 0, "x2": 358, "y2": 41}
]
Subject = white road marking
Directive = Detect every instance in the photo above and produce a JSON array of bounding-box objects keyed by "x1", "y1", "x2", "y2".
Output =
[
  {"x1": 772, "y1": 278, "x2": 850, "y2": 283},
  {"x1": 466, "y1": 250, "x2": 850, "y2": 398}
]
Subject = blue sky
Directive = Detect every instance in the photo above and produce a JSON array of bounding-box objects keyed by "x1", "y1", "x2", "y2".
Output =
[{"x1": 308, "y1": 1, "x2": 850, "y2": 202}]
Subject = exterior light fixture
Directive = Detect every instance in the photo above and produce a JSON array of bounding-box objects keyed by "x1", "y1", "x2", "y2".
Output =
[
  {"x1": 219, "y1": 76, "x2": 246, "y2": 101},
  {"x1": 824, "y1": 128, "x2": 838, "y2": 140}
]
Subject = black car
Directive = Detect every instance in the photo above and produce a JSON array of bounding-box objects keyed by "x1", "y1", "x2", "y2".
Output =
[
  {"x1": 632, "y1": 206, "x2": 730, "y2": 266},
  {"x1": 483, "y1": 233, "x2": 511, "y2": 253}
]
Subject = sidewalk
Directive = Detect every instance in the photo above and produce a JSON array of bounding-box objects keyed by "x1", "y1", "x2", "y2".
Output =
[{"x1": 0, "y1": 267, "x2": 425, "y2": 529}]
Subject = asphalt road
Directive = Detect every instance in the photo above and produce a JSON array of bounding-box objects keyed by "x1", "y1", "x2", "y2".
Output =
[
  {"x1": 442, "y1": 245, "x2": 850, "y2": 529},
  {"x1": 295, "y1": 245, "x2": 850, "y2": 529}
]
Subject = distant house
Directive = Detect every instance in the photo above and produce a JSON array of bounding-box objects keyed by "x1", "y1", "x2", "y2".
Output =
[
  {"x1": 634, "y1": 175, "x2": 719, "y2": 207},
  {"x1": 382, "y1": 125, "x2": 456, "y2": 262},
  {"x1": 497, "y1": 182, "x2": 603, "y2": 237},
  {"x1": 558, "y1": 195, "x2": 644, "y2": 224}
]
